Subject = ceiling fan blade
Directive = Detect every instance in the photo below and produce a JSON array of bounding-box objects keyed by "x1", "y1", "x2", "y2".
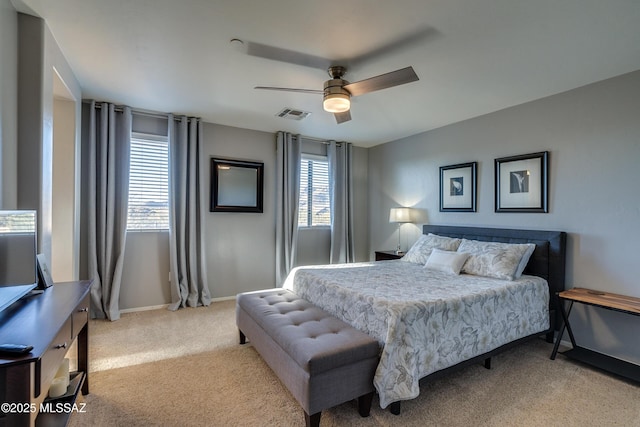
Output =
[
  {"x1": 334, "y1": 110, "x2": 351, "y2": 124},
  {"x1": 344, "y1": 66, "x2": 419, "y2": 97},
  {"x1": 347, "y1": 27, "x2": 439, "y2": 69},
  {"x1": 254, "y1": 86, "x2": 323, "y2": 95},
  {"x1": 240, "y1": 40, "x2": 332, "y2": 70}
]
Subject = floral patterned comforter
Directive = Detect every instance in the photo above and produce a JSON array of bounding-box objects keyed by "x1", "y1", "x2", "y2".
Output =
[{"x1": 282, "y1": 260, "x2": 549, "y2": 408}]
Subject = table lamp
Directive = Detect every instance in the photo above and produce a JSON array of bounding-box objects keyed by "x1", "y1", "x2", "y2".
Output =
[{"x1": 389, "y1": 207, "x2": 413, "y2": 254}]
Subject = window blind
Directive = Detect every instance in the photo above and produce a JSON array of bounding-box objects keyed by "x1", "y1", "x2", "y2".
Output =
[
  {"x1": 0, "y1": 211, "x2": 36, "y2": 233},
  {"x1": 127, "y1": 134, "x2": 169, "y2": 231},
  {"x1": 298, "y1": 157, "x2": 330, "y2": 227}
]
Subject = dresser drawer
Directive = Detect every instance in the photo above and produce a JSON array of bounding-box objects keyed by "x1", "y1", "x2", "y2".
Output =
[
  {"x1": 37, "y1": 317, "x2": 72, "y2": 397},
  {"x1": 72, "y1": 294, "x2": 90, "y2": 338}
]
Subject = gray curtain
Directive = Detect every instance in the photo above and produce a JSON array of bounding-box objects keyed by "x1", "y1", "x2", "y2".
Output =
[
  {"x1": 275, "y1": 131, "x2": 301, "y2": 286},
  {"x1": 87, "y1": 101, "x2": 131, "y2": 321},
  {"x1": 167, "y1": 116, "x2": 211, "y2": 310},
  {"x1": 328, "y1": 141, "x2": 355, "y2": 264}
]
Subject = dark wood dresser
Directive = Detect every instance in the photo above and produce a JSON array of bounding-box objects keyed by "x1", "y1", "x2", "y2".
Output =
[{"x1": 0, "y1": 281, "x2": 91, "y2": 427}]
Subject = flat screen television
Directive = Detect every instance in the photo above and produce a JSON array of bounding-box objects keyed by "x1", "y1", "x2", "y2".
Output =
[{"x1": 0, "y1": 210, "x2": 38, "y2": 314}]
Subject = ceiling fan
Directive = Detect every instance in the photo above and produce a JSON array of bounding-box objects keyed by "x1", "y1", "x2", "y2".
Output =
[
  {"x1": 231, "y1": 31, "x2": 432, "y2": 124},
  {"x1": 254, "y1": 65, "x2": 419, "y2": 124}
]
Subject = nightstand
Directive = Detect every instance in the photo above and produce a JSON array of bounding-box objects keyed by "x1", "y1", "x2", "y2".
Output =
[{"x1": 375, "y1": 250, "x2": 404, "y2": 261}]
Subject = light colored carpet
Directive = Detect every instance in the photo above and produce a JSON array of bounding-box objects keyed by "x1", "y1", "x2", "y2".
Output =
[{"x1": 69, "y1": 300, "x2": 640, "y2": 427}]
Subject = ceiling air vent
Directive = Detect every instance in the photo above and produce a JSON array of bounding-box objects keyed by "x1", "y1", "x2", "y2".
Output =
[{"x1": 276, "y1": 108, "x2": 311, "y2": 121}]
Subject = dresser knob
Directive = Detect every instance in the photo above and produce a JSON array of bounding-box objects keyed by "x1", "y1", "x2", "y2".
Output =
[{"x1": 55, "y1": 342, "x2": 67, "y2": 349}]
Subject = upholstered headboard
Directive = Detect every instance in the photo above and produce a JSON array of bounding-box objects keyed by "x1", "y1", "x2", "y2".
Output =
[{"x1": 423, "y1": 225, "x2": 567, "y2": 328}]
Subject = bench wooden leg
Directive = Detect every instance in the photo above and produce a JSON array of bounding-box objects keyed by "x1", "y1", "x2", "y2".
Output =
[
  {"x1": 304, "y1": 411, "x2": 321, "y2": 427},
  {"x1": 484, "y1": 357, "x2": 492, "y2": 369},
  {"x1": 239, "y1": 330, "x2": 246, "y2": 345},
  {"x1": 390, "y1": 401, "x2": 401, "y2": 415},
  {"x1": 357, "y1": 391, "x2": 375, "y2": 417}
]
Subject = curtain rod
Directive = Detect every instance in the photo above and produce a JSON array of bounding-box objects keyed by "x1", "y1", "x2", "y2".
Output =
[
  {"x1": 83, "y1": 100, "x2": 200, "y2": 121},
  {"x1": 297, "y1": 134, "x2": 346, "y2": 146}
]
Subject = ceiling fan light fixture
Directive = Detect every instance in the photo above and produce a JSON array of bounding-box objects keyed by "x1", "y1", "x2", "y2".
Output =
[
  {"x1": 323, "y1": 93, "x2": 351, "y2": 113},
  {"x1": 323, "y1": 78, "x2": 351, "y2": 113}
]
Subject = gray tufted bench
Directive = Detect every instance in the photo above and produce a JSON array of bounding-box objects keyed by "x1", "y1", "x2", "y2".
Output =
[{"x1": 236, "y1": 289, "x2": 379, "y2": 427}]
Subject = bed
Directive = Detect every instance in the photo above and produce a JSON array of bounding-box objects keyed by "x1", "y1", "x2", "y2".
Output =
[{"x1": 282, "y1": 225, "x2": 566, "y2": 411}]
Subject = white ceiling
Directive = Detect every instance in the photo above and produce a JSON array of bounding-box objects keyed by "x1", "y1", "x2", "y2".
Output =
[{"x1": 14, "y1": 0, "x2": 640, "y2": 147}]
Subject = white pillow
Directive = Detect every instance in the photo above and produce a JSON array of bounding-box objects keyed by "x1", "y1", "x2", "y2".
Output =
[
  {"x1": 425, "y1": 249, "x2": 470, "y2": 275},
  {"x1": 457, "y1": 239, "x2": 536, "y2": 281},
  {"x1": 401, "y1": 234, "x2": 462, "y2": 265}
]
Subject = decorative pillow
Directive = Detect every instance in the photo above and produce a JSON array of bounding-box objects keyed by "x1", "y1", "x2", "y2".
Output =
[
  {"x1": 401, "y1": 233, "x2": 462, "y2": 264},
  {"x1": 514, "y1": 243, "x2": 536, "y2": 278},
  {"x1": 457, "y1": 239, "x2": 536, "y2": 281},
  {"x1": 424, "y1": 249, "x2": 470, "y2": 275}
]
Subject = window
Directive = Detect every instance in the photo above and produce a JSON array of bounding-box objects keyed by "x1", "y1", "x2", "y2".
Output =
[
  {"x1": 127, "y1": 133, "x2": 169, "y2": 231},
  {"x1": 0, "y1": 211, "x2": 36, "y2": 233},
  {"x1": 298, "y1": 156, "x2": 331, "y2": 227}
]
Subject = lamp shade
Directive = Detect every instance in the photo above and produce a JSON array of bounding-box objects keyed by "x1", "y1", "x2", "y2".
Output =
[{"x1": 389, "y1": 207, "x2": 413, "y2": 223}]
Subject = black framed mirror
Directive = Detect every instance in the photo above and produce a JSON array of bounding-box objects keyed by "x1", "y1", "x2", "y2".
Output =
[{"x1": 210, "y1": 158, "x2": 264, "y2": 213}]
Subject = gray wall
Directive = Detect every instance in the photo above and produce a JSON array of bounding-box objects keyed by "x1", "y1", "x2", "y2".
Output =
[
  {"x1": 369, "y1": 70, "x2": 640, "y2": 364},
  {"x1": 0, "y1": 0, "x2": 17, "y2": 208},
  {"x1": 202, "y1": 123, "x2": 277, "y2": 298},
  {"x1": 120, "y1": 231, "x2": 170, "y2": 310}
]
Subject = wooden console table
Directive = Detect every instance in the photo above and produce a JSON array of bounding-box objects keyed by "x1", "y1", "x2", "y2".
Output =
[
  {"x1": 550, "y1": 287, "x2": 640, "y2": 383},
  {"x1": 0, "y1": 281, "x2": 91, "y2": 427}
]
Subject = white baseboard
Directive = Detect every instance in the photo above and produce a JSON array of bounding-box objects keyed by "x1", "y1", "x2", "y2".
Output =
[
  {"x1": 210, "y1": 295, "x2": 236, "y2": 303},
  {"x1": 120, "y1": 304, "x2": 169, "y2": 314},
  {"x1": 118, "y1": 295, "x2": 236, "y2": 314}
]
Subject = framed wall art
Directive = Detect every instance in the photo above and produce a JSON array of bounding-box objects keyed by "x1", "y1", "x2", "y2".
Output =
[
  {"x1": 440, "y1": 162, "x2": 477, "y2": 212},
  {"x1": 210, "y1": 158, "x2": 264, "y2": 213},
  {"x1": 495, "y1": 151, "x2": 548, "y2": 213}
]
